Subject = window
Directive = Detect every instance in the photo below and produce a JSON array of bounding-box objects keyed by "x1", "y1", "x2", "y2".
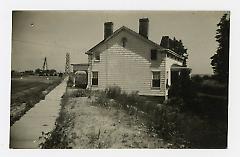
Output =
[
  {"x1": 151, "y1": 49, "x2": 157, "y2": 60},
  {"x1": 92, "y1": 72, "x2": 98, "y2": 86},
  {"x1": 121, "y1": 37, "x2": 127, "y2": 48},
  {"x1": 166, "y1": 71, "x2": 170, "y2": 89},
  {"x1": 95, "y1": 52, "x2": 100, "y2": 61},
  {"x1": 152, "y1": 71, "x2": 160, "y2": 88}
]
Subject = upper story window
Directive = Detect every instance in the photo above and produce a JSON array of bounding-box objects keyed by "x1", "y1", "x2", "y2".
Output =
[
  {"x1": 151, "y1": 49, "x2": 157, "y2": 60},
  {"x1": 121, "y1": 37, "x2": 127, "y2": 48},
  {"x1": 94, "y1": 52, "x2": 100, "y2": 61}
]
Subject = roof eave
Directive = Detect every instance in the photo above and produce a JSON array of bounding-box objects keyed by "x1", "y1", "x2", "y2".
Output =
[
  {"x1": 85, "y1": 51, "x2": 92, "y2": 55},
  {"x1": 171, "y1": 67, "x2": 192, "y2": 72},
  {"x1": 71, "y1": 63, "x2": 89, "y2": 66},
  {"x1": 85, "y1": 26, "x2": 125, "y2": 54},
  {"x1": 85, "y1": 26, "x2": 185, "y2": 60},
  {"x1": 163, "y1": 49, "x2": 185, "y2": 60}
]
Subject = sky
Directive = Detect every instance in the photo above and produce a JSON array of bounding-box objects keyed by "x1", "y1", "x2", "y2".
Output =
[{"x1": 12, "y1": 11, "x2": 226, "y2": 74}]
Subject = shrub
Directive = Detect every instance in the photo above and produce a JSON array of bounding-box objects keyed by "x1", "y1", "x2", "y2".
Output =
[
  {"x1": 105, "y1": 86, "x2": 122, "y2": 99},
  {"x1": 162, "y1": 98, "x2": 227, "y2": 148},
  {"x1": 67, "y1": 77, "x2": 74, "y2": 87},
  {"x1": 94, "y1": 91, "x2": 110, "y2": 108},
  {"x1": 199, "y1": 80, "x2": 227, "y2": 96},
  {"x1": 69, "y1": 89, "x2": 92, "y2": 98}
]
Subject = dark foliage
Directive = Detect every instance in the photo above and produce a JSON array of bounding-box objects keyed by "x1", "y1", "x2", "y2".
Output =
[
  {"x1": 160, "y1": 36, "x2": 188, "y2": 57},
  {"x1": 70, "y1": 89, "x2": 92, "y2": 97},
  {"x1": 67, "y1": 75, "x2": 74, "y2": 87},
  {"x1": 168, "y1": 69, "x2": 196, "y2": 111},
  {"x1": 210, "y1": 13, "x2": 230, "y2": 83},
  {"x1": 168, "y1": 70, "x2": 228, "y2": 148}
]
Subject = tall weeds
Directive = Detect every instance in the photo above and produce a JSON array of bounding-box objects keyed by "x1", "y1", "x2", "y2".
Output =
[{"x1": 93, "y1": 86, "x2": 227, "y2": 148}]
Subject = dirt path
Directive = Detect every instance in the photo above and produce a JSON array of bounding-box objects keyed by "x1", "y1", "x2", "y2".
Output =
[{"x1": 66, "y1": 96, "x2": 171, "y2": 148}]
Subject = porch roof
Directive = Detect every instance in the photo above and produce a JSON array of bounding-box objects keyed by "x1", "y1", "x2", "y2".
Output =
[{"x1": 171, "y1": 64, "x2": 191, "y2": 71}]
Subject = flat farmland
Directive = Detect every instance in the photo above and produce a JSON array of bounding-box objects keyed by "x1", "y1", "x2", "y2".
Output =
[{"x1": 10, "y1": 76, "x2": 63, "y2": 125}]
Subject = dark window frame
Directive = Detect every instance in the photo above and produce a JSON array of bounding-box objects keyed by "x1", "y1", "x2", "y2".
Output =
[
  {"x1": 121, "y1": 37, "x2": 127, "y2": 48},
  {"x1": 151, "y1": 49, "x2": 157, "y2": 60},
  {"x1": 92, "y1": 71, "x2": 98, "y2": 86},
  {"x1": 152, "y1": 71, "x2": 161, "y2": 88},
  {"x1": 95, "y1": 52, "x2": 100, "y2": 61}
]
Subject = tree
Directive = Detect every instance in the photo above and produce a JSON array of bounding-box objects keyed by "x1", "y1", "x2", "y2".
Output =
[
  {"x1": 35, "y1": 68, "x2": 42, "y2": 74},
  {"x1": 168, "y1": 68, "x2": 196, "y2": 111},
  {"x1": 210, "y1": 13, "x2": 230, "y2": 83}
]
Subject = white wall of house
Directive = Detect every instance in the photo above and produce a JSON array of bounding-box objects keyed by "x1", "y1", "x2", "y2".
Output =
[{"x1": 87, "y1": 30, "x2": 182, "y2": 97}]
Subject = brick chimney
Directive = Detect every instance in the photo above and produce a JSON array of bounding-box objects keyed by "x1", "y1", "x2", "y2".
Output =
[
  {"x1": 160, "y1": 36, "x2": 170, "y2": 48},
  {"x1": 139, "y1": 18, "x2": 149, "y2": 39},
  {"x1": 104, "y1": 22, "x2": 113, "y2": 39}
]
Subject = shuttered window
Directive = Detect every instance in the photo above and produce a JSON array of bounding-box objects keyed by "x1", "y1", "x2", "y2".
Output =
[
  {"x1": 152, "y1": 71, "x2": 160, "y2": 88},
  {"x1": 92, "y1": 72, "x2": 98, "y2": 86}
]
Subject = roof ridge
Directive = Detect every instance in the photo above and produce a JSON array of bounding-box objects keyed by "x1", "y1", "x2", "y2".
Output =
[{"x1": 85, "y1": 25, "x2": 184, "y2": 59}]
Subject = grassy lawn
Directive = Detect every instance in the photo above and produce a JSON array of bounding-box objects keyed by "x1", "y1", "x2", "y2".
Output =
[{"x1": 10, "y1": 75, "x2": 63, "y2": 125}]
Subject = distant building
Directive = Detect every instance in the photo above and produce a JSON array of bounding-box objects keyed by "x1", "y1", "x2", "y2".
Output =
[{"x1": 85, "y1": 18, "x2": 188, "y2": 99}]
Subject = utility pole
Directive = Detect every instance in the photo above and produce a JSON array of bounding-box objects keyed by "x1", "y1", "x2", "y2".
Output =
[{"x1": 65, "y1": 52, "x2": 70, "y2": 74}]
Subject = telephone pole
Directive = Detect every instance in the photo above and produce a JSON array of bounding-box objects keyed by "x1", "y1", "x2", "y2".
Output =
[{"x1": 65, "y1": 52, "x2": 70, "y2": 74}]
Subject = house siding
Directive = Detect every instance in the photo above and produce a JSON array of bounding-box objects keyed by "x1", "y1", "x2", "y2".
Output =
[{"x1": 87, "y1": 30, "x2": 168, "y2": 96}]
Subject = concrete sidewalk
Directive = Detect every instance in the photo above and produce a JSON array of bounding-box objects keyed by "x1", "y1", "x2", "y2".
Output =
[{"x1": 10, "y1": 77, "x2": 68, "y2": 149}]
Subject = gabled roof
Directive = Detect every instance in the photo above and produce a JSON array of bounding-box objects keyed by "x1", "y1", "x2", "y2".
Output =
[{"x1": 85, "y1": 26, "x2": 184, "y2": 60}]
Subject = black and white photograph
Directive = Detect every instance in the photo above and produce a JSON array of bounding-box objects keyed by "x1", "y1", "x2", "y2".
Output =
[
  {"x1": 9, "y1": 10, "x2": 229, "y2": 149},
  {"x1": 3, "y1": 1, "x2": 240, "y2": 156}
]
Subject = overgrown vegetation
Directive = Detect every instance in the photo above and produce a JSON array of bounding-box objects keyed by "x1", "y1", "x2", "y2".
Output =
[
  {"x1": 39, "y1": 88, "x2": 95, "y2": 148},
  {"x1": 67, "y1": 75, "x2": 74, "y2": 87},
  {"x1": 168, "y1": 67, "x2": 227, "y2": 148},
  {"x1": 91, "y1": 86, "x2": 188, "y2": 148},
  {"x1": 69, "y1": 88, "x2": 92, "y2": 97},
  {"x1": 91, "y1": 83, "x2": 227, "y2": 148}
]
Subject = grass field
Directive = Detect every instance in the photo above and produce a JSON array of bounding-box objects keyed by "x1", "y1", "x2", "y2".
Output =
[{"x1": 10, "y1": 75, "x2": 63, "y2": 125}]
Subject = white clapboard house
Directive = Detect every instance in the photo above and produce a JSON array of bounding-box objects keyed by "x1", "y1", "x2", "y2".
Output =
[{"x1": 85, "y1": 18, "x2": 188, "y2": 99}]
